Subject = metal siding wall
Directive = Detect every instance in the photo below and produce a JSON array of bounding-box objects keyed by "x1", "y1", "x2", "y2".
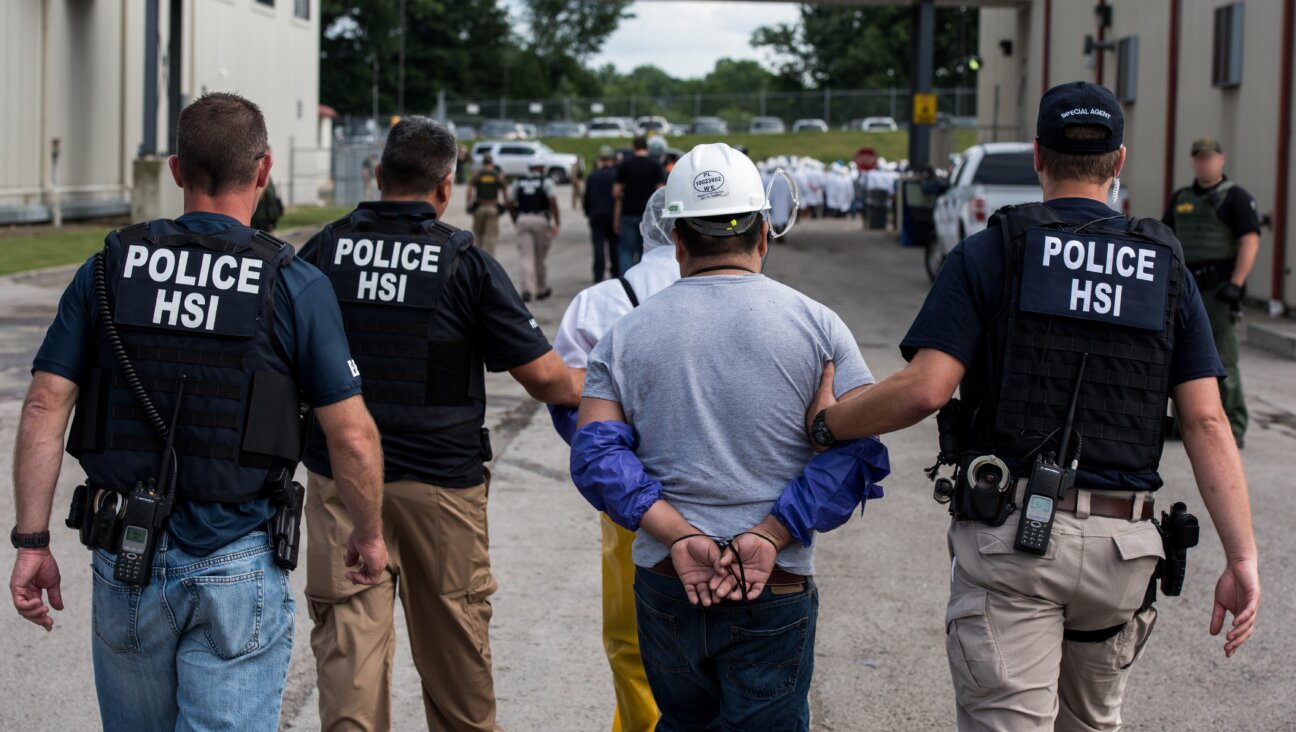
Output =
[
  {"x1": 1176, "y1": 0, "x2": 1283, "y2": 303},
  {"x1": 0, "y1": 2, "x2": 46, "y2": 200},
  {"x1": 189, "y1": 0, "x2": 320, "y2": 204}
]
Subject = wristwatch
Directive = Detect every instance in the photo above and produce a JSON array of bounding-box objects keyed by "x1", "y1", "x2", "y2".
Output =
[
  {"x1": 810, "y1": 409, "x2": 837, "y2": 448},
  {"x1": 10, "y1": 527, "x2": 50, "y2": 550}
]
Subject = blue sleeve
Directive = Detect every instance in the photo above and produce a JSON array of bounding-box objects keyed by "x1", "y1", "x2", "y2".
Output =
[
  {"x1": 569, "y1": 420, "x2": 662, "y2": 531},
  {"x1": 899, "y1": 241, "x2": 986, "y2": 365},
  {"x1": 274, "y1": 259, "x2": 363, "y2": 408},
  {"x1": 1170, "y1": 271, "x2": 1228, "y2": 385},
  {"x1": 771, "y1": 437, "x2": 891, "y2": 548},
  {"x1": 32, "y1": 256, "x2": 97, "y2": 382},
  {"x1": 548, "y1": 404, "x2": 578, "y2": 445}
]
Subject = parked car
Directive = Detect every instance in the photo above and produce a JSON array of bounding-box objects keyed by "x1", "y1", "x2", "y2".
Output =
[
  {"x1": 749, "y1": 116, "x2": 786, "y2": 134},
  {"x1": 456, "y1": 124, "x2": 478, "y2": 140},
  {"x1": 636, "y1": 116, "x2": 670, "y2": 136},
  {"x1": 481, "y1": 119, "x2": 523, "y2": 140},
  {"x1": 587, "y1": 117, "x2": 633, "y2": 138},
  {"x1": 542, "y1": 120, "x2": 586, "y2": 138},
  {"x1": 927, "y1": 142, "x2": 1129, "y2": 280},
  {"x1": 860, "y1": 116, "x2": 899, "y2": 131},
  {"x1": 792, "y1": 118, "x2": 830, "y2": 133},
  {"x1": 691, "y1": 116, "x2": 729, "y2": 135},
  {"x1": 936, "y1": 112, "x2": 979, "y2": 128},
  {"x1": 518, "y1": 123, "x2": 539, "y2": 140},
  {"x1": 471, "y1": 140, "x2": 579, "y2": 183}
]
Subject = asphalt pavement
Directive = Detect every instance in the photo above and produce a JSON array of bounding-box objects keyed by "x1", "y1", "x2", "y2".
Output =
[{"x1": 1, "y1": 200, "x2": 1292, "y2": 730}]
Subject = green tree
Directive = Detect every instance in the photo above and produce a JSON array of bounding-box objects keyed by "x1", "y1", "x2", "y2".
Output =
[
  {"x1": 752, "y1": 5, "x2": 978, "y2": 90},
  {"x1": 321, "y1": 0, "x2": 515, "y2": 115},
  {"x1": 517, "y1": 0, "x2": 634, "y2": 98}
]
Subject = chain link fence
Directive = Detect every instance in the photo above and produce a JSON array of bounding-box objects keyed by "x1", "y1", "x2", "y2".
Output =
[{"x1": 434, "y1": 86, "x2": 976, "y2": 131}]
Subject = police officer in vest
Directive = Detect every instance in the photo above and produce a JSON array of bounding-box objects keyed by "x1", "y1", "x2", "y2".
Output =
[
  {"x1": 508, "y1": 159, "x2": 560, "y2": 302},
  {"x1": 807, "y1": 82, "x2": 1260, "y2": 730},
  {"x1": 1164, "y1": 138, "x2": 1261, "y2": 448},
  {"x1": 298, "y1": 116, "x2": 582, "y2": 732},
  {"x1": 8, "y1": 92, "x2": 388, "y2": 731},
  {"x1": 466, "y1": 153, "x2": 509, "y2": 258}
]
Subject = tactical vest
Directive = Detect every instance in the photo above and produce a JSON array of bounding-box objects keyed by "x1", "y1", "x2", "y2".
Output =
[
  {"x1": 959, "y1": 203, "x2": 1185, "y2": 478},
  {"x1": 1170, "y1": 180, "x2": 1237, "y2": 264},
  {"x1": 66, "y1": 220, "x2": 303, "y2": 502},
  {"x1": 473, "y1": 171, "x2": 502, "y2": 202},
  {"x1": 514, "y1": 175, "x2": 550, "y2": 214},
  {"x1": 311, "y1": 209, "x2": 485, "y2": 435}
]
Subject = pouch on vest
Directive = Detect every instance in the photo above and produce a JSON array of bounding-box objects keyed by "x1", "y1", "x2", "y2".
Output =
[
  {"x1": 69, "y1": 221, "x2": 303, "y2": 503},
  {"x1": 966, "y1": 203, "x2": 1185, "y2": 477},
  {"x1": 314, "y1": 211, "x2": 486, "y2": 434}
]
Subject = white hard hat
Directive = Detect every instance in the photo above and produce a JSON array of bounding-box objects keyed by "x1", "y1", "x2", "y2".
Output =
[{"x1": 661, "y1": 143, "x2": 769, "y2": 234}]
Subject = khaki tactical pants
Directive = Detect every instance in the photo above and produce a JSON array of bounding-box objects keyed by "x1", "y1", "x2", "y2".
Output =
[
  {"x1": 945, "y1": 495, "x2": 1163, "y2": 731},
  {"x1": 472, "y1": 206, "x2": 500, "y2": 258},
  {"x1": 305, "y1": 472, "x2": 502, "y2": 732},
  {"x1": 515, "y1": 213, "x2": 551, "y2": 295}
]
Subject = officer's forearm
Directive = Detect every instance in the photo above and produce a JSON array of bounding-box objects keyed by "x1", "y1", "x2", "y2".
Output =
[
  {"x1": 510, "y1": 351, "x2": 583, "y2": 407},
  {"x1": 1231, "y1": 233, "x2": 1260, "y2": 285},
  {"x1": 824, "y1": 350, "x2": 963, "y2": 441},
  {"x1": 316, "y1": 398, "x2": 385, "y2": 539},
  {"x1": 13, "y1": 373, "x2": 78, "y2": 533},
  {"x1": 327, "y1": 431, "x2": 384, "y2": 540},
  {"x1": 1175, "y1": 380, "x2": 1257, "y2": 564}
]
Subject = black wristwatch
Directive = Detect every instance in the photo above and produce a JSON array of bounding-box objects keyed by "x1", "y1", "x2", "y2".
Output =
[
  {"x1": 810, "y1": 409, "x2": 837, "y2": 448},
  {"x1": 10, "y1": 527, "x2": 51, "y2": 550}
]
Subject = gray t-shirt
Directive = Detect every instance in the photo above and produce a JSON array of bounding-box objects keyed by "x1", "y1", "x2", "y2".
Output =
[{"x1": 584, "y1": 274, "x2": 874, "y2": 575}]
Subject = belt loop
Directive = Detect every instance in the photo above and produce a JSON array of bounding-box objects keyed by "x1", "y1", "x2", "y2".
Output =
[
  {"x1": 1130, "y1": 492, "x2": 1145, "y2": 522},
  {"x1": 1075, "y1": 490, "x2": 1092, "y2": 520}
]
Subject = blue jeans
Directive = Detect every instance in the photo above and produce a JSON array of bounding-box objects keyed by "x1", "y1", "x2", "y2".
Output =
[
  {"x1": 634, "y1": 567, "x2": 818, "y2": 731},
  {"x1": 618, "y1": 215, "x2": 645, "y2": 274},
  {"x1": 91, "y1": 530, "x2": 294, "y2": 732}
]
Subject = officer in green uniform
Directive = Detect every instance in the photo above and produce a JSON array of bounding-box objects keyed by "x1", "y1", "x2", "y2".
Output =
[
  {"x1": 1164, "y1": 138, "x2": 1261, "y2": 447},
  {"x1": 466, "y1": 154, "x2": 509, "y2": 258}
]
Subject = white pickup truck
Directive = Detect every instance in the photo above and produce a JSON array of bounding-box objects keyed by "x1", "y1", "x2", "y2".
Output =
[
  {"x1": 470, "y1": 141, "x2": 579, "y2": 183},
  {"x1": 927, "y1": 142, "x2": 1130, "y2": 280}
]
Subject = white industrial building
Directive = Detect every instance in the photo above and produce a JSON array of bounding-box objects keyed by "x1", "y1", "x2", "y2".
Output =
[
  {"x1": 976, "y1": 0, "x2": 1296, "y2": 313},
  {"x1": 1, "y1": 0, "x2": 327, "y2": 225}
]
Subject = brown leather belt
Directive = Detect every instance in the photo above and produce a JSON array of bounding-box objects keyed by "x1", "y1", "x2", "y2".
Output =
[
  {"x1": 1014, "y1": 481, "x2": 1155, "y2": 521},
  {"x1": 648, "y1": 559, "x2": 810, "y2": 589}
]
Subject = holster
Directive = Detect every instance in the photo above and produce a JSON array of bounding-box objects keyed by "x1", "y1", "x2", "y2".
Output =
[
  {"x1": 268, "y1": 468, "x2": 305, "y2": 571},
  {"x1": 65, "y1": 484, "x2": 95, "y2": 548},
  {"x1": 1189, "y1": 258, "x2": 1236, "y2": 291},
  {"x1": 480, "y1": 426, "x2": 494, "y2": 462}
]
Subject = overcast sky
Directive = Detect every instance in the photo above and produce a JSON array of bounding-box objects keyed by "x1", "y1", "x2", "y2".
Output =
[{"x1": 507, "y1": 1, "x2": 803, "y2": 79}]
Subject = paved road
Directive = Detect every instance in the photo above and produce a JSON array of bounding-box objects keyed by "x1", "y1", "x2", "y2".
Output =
[{"x1": 1, "y1": 205, "x2": 1293, "y2": 730}]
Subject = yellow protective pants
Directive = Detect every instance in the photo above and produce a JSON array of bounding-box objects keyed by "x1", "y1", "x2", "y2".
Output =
[{"x1": 601, "y1": 514, "x2": 660, "y2": 732}]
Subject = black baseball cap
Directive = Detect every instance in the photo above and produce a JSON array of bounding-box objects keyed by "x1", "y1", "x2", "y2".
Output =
[{"x1": 1036, "y1": 81, "x2": 1123, "y2": 154}]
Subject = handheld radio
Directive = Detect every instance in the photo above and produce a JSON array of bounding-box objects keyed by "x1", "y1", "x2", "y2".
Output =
[
  {"x1": 113, "y1": 376, "x2": 185, "y2": 586},
  {"x1": 1014, "y1": 355, "x2": 1087, "y2": 555}
]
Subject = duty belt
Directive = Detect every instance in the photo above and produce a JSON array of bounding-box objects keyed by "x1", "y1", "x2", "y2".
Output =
[{"x1": 1013, "y1": 479, "x2": 1155, "y2": 521}]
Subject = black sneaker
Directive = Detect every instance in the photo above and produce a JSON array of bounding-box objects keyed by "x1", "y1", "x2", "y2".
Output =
[
  {"x1": 521, "y1": 291, "x2": 532, "y2": 303},
  {"x1": 537, "y1": 288, "x2": 553, "y2": 301}
]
